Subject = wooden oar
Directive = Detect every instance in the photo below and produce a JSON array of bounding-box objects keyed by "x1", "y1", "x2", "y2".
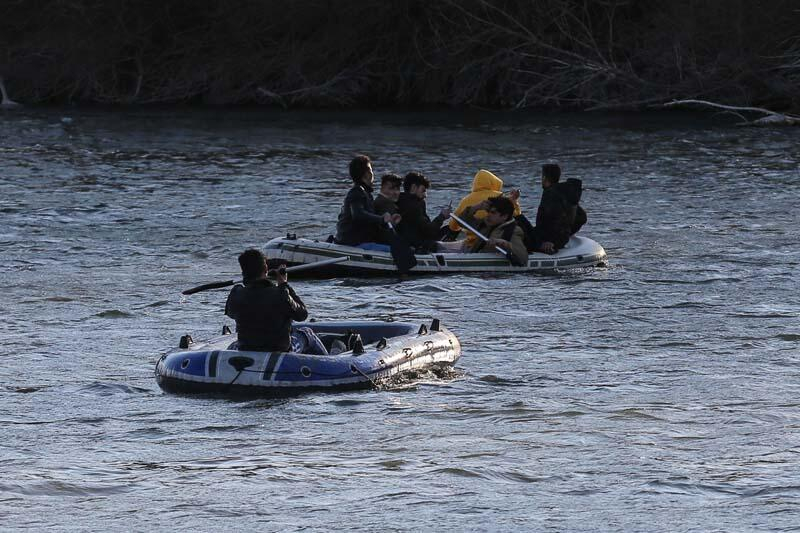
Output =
[
  {"x1": 182, "y1": 256, "x2": 350, "y2": 295},
  {"x1": 449, "y1": 213, "x2": 509, "y2": 257}
]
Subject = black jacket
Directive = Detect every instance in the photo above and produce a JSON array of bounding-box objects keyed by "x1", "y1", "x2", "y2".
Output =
[
  {"x1": 518, "y1": 178, "x2": 587, "y2": 252},
  {"x1": 224, "y1": 278, "x2": 308, "y2": 352},
  {"x1": 335, "y1": 184, "x2": 386, "y2": 245},
  {"x1": 396, "y1": 192, "x2": 446, "y2": 251},
  {"x1": 373, "y1": 193, "x2": 398, "y2": 216}
]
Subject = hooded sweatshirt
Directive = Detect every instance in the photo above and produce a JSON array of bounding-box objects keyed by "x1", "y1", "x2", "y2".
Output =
[{"x1": 448, "y1": 170, "x2": 521, "y2": 248}]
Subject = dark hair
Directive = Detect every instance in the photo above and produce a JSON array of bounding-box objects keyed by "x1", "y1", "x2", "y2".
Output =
[
  {"x1": 403, "y1": 171, "x2": 431, "y2": 192},
  {"x1": 542, "y1": 163, "x2": 561, "y2": 183},
  {"x1": 381, "y1": 173, "x2": 402, "y2": 188},
  {"x1": 349, "y1": 154, "x2": 371, "y2": 182},
  {"x1": 488, "y1": 195, "x2": 514, "y2": 218},
  {"x1": 238, "y1": 248, "x2": 267, "y2": 281}
]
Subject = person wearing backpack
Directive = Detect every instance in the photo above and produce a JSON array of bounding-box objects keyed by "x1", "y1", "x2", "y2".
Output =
[{"x1": 515, "y1": 164, "x2": 587, "y2": 254}]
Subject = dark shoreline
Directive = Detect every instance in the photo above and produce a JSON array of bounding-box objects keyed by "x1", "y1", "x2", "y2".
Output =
[{"x1": 3, "y1": 1, "x2": 798, "y2": 112}]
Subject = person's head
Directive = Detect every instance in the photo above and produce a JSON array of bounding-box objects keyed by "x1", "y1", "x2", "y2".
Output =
[
  {"x1": 349, "y1": 154, "x2": 373, "y2": 186},
  {"x1": 485, "y1": 195, "x2": 514, "y2": 226},
  {"x1": 238, "y1": 248, "x2": 268, "y2": 282},
  {"x1": 379, "y1": 173, "x2": 402, "y2": 201},
  {"x1": 403, "y1": 171, "x2": 431, "y2": 200},
  {"x1": 541, "y1": 163, "x2": 561, "y2": 189}
]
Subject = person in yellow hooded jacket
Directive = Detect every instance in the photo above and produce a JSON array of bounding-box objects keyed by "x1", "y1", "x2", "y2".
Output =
[{"x1": 447, "y1": 169, "x2": 520, "y2": 248}]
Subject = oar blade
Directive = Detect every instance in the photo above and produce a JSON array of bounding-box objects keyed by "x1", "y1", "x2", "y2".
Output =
[
  {"x1": 386, "y1": 223, "x2": 417, "y2": 274},
  {"x1": 182, "y1": 280, "x2": 235, "y2": 295}
]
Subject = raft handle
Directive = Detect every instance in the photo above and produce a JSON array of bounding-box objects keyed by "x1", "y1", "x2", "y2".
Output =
[
  {"x1": 222, "y1": 325, "x2": 232, "y2": 335},
  {"x1": 418, "y1": 324, "x2": 428, "y2": 335},
  {"x1": 376, "y1": 338, "x2": 387, "y2": 350},
  {"x1": 430, "y1": 318, "x2": 440, "y2": 332}
]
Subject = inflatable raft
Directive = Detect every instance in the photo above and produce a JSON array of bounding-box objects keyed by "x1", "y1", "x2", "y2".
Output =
[
  {"x1": 155, "y1": 319, "x2": 461, "y2": 396},
  {"x1": 264, "y1": 234, "x2": 607, "y2": 276}
]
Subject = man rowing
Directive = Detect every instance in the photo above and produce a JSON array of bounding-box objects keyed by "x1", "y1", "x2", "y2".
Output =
[{"x1": 437, "y1": 196, "x2": 528, "y2": 266}]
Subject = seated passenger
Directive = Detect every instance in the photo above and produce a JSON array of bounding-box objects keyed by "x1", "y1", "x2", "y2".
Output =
[
  {"x1": 396, "y1": 171, "x2": 451, "y2": 253},
  {"x1": 515, "y1": 163, "x2": 587, "y2": 254},
  {"x1": 225, "y1": 249, "x2": 326, "y2": 355},
  {"x1": 447, "y1": 169, "x2": 520, "y2": 246},
  {"x1": 373, "y1": 173, "x2": 402, "y2": 217},
  {"x1": 438, "y1": 196, "x2": 528, "y2": 266},
  {"x1": 335, "y1": 155, "x2": 401, "y2": 251}
]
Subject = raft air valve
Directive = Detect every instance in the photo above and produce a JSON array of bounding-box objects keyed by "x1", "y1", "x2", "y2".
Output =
[{"x1": 179, "y1": 335, "x2": 193, "y2": 349}]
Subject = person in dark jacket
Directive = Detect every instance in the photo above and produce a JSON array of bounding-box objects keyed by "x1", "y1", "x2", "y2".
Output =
[
  {"x1": 396, "y1": 171, "x2": 452, "y2": 252},
  {"x1": 335, "y1": 155, "x2": 401, "y2": 250},
  {"x1": 225, "y1": 249, "x2": 324, "y2": 354},
  {"x1": 373, "y1": 173, "x2": 402, "y2": 217},
  {"x1": 516, "y1": 164, "x2": 587, "y2": 254}
]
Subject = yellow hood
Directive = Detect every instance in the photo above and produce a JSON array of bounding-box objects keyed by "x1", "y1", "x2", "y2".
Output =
[{"x1": 471, "y1": 170, "x2": 503, "y2": 193}]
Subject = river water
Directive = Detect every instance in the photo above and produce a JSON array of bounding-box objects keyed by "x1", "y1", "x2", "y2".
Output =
[{"x1": 1, "y1": 109, "x2": 799, "y2": 531}]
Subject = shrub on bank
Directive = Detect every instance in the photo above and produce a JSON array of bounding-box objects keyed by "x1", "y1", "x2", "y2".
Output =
[{"x1": 1, "y1": 0, "x2": 798, "y2": 110}]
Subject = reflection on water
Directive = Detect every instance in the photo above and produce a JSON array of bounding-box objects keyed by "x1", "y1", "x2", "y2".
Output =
[{"x1": 1, "y1": 109, "x2": 799, "y2": 531}]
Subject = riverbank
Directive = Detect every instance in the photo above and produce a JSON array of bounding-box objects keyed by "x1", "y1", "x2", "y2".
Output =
[{"x1": 1, "y1": 0, "x2": 799, "y2": 112}]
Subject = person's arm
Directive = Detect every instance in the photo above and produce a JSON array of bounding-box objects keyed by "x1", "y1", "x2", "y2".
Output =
[
  {"x1": 459, "y1": 203, "x2": 485, "y2": 229},
  {"x1": 282, "y1": 284, "x2": 309, "y2": 322},
  {"x1": 572, "y1": 205, "x2": 587, "y2": 234},
  {"x1": 448, "y1": 195, "x2": 472, "y2": 231},
  {"x1": 224, "y1": 285, "x2": 243, "y2": 320},
  {"x1": 425, "y1": 205, "x2": 450, "y2": 241},
  {"x1": 349, "y1": 189, "x2": 385, "y2": 227},
  {"x1": 508, "y1": 228, "x2": 529, "y2": 266}
]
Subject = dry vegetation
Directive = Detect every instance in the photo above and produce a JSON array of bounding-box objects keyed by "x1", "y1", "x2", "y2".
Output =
[{"x1": 1, "y1": 0, "x2": 798, "y2": 110}]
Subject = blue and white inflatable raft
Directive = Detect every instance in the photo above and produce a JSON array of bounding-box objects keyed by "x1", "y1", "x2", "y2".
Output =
[
  {"x1": 155, "y1": 319, "x2": 461, "y2": 396},
  {"x1": 265, "y1": 234, "x2": 607, "y2": 276}
]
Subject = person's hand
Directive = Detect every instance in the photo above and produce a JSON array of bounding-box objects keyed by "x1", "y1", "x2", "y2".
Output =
[
  {"x1": 540, "y1": 241, "x2": 555, "y2": 254},
  {"x1": 508, "y1": 189, "x2": 521, "y2": 202},
  {"x1": 440, "y1": 205, "x2": 452, "y2": 218},
  {"x1": 489, "y1": 238, "x2": 510, "y2": 251},
  {"x1": 276, "y1": 264, "x2": 288, "y2": 284},
  {"x1": 383, "y1": 213, "x2": 392, "y2": 224},
  {"x1": 391, "y1": 213, "x2": 402, "y2": 225}
]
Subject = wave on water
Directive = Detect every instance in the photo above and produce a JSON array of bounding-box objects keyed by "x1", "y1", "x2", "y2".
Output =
[
  {"x1": 93, "y1": 310, "x2": 134, "y2": 318},
  {"x1": 77, "y1": 382, "x2": 152, "y2": 395},
  {"x1": 0, "y1": 480, "x2": 132, "y2": 497},
  {"x1": 477, "y1": 375, "x2": 526, "y2": 386},
  {"x1": 6, "y1": 386, "x2": 45, "y2": 393},
  {"x1": 142, "y1": 300, "x2": 169, "y2": 308},
  {"x1": 662, "y1": 301, "x2": 723, "y2": 309},
  {"x1": 405, "y1": 283, "x2": 451, "y2": 293}
]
